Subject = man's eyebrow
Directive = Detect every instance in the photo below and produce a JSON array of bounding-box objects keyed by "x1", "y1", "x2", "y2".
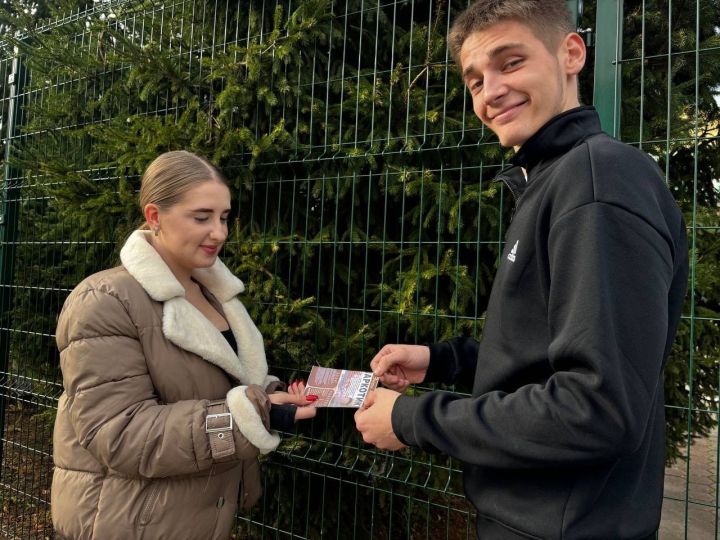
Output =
[
  {"x1": 488, "y1": 43, "x2": 526, "y2": 58},
  {"x1": 462, "y1": 64, "x2": 476, "y2": 79},
  {"x1": 462, "y1": 42, "x2": 526, "y2": 79}
]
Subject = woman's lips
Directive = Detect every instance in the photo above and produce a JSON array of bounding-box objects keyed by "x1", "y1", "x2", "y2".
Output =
[{"x1": 201, "y1": 245, "x2": 219, "y2": 255}]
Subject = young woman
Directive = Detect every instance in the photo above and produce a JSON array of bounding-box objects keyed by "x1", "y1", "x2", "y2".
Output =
[{"x1": 51, "y1": 150, "x2": 315, "y2": 540}]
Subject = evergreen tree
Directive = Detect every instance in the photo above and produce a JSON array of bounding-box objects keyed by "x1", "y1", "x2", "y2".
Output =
[{"x1": 0, "y1": 0, "x2": 717, "y2": 536}]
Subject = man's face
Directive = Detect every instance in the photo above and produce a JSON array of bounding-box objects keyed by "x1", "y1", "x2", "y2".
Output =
[{"x1": 460, "y1": 20, "x2": 582, "y2": 149}]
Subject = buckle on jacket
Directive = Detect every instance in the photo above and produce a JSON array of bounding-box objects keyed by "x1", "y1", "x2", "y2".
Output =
[{"x1": 205, "y1": 412, "x2": 233, "y2": 433}]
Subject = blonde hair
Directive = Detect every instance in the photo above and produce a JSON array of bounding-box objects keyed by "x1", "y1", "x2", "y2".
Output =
[{"x1": 139, "y1": 150, "x2": 229, "y2": 228}]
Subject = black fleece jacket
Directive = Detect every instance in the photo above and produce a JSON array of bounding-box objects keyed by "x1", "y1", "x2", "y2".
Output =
[{"x1": 391, "y1": 107, "x2": 688, "y2": 540}]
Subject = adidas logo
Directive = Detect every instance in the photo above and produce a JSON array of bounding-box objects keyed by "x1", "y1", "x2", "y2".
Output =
[{"x1": 507, "y1": 240, "x2": 518, "y2": 262}]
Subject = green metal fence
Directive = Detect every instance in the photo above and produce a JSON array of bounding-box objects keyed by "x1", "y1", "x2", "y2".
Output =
[{"x1": 0, "y1": 1, "x2": 717, "y2": 538}]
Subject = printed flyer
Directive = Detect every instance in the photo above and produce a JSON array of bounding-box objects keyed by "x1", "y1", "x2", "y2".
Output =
[{"x1": 304, "y1": 366, "x2": 379, "y2": 408}]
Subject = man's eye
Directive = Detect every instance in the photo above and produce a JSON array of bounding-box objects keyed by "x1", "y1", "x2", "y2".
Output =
[
  {"x1": 471, "y1": 80, "x2": 483, "y2": 91},
  {"x1": 504, "y1": 59, "x2": 522, "y2": 70}
]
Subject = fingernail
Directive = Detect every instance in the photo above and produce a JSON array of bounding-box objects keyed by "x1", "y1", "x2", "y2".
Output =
[
  {"x1": 300, "y1": 379, "x2": 305, "y2": 384},
  {"x1": 306, "y1": 395, "x2": 318, "y2": 401}
]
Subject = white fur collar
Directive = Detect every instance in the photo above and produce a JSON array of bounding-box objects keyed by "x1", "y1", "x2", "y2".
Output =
[
  {"x1": 120, "y1": 230, "x2": 245, "y2": 302},
  {"x1": 119, "y1": 230, "x2": 268, "y2": 386}
]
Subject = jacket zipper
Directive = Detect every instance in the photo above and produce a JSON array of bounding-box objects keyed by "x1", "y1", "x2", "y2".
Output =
[
  {"x1": 498, "y1": 172, "x2": 524, "y2": 222},
  {"x1": 138, "y1": 484, "x2": 161, "y2": 526}
]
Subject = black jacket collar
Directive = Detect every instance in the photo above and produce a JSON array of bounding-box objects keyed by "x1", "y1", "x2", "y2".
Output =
[
  {"x1": 496, "y1": 106, "x2": 603, "y2": 198},
  {"x1": 512, "y1": 106, "x2": 603, "y2": 171}
]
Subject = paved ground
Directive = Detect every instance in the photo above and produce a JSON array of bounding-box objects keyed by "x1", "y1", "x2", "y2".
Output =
[{"x1": 660, "y1": 428, "x2": 719, "y2": 539}]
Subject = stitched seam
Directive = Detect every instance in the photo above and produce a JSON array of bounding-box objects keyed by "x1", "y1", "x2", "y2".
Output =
[
  {"x1": 559, "y1": 474, "x2": 577, "y2": 539},
  {"x1": 548, "y1": 201, "x2": 674, "y2": 273},
  {"x1": 74, "y1": 372, "x2": 149, "y2": 395},
  {"x1": 191, "y1": 406, "x2": 200, "y2": 472},
  {"x1": 88, "y1": 475, "x2": 106, "y2": 539},
  {"x1": 476, "y1": 512, "x2": 543, "y2": 539},
  {"x1": 138, "y1": 408, "x2": 164, "y2": 477},
  {"x1": 65, "y1": 333, "x2": 138, "y2": 345},
  {"x1": 52, "y1": 465, "x2": 106, "y2": 475},
  {"x1": 549, "y1": 198, "x2": 672, "y2": 261},
  {"x1": 587, "y1": 142, "x2": 598, "y2": 201}
]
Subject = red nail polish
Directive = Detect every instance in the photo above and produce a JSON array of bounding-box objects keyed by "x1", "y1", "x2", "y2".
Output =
[{"x1": 306, "y1": 395, "x2": 318, "y2": 401}]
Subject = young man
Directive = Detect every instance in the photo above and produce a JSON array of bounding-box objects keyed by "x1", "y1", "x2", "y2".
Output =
[{"x1": 354, "y1": 1, "x2": 689, "y2": 539}]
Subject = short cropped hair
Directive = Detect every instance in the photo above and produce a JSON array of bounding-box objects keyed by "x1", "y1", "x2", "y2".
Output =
[{"x1": 448, "y1": 0, "x2": 575, "y2": 65}]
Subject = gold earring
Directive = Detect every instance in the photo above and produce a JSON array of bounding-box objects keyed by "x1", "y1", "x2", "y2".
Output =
[{"x1": 153, "y1": 227, "x2": 160, "y2": 237}]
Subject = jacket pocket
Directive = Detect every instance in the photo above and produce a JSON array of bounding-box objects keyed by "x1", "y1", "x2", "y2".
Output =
[{"x1": 138, "y1": 483, "x2": 161, "y2": 526}]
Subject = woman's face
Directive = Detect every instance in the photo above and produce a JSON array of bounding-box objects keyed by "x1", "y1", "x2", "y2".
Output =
[{"x1": 153, "y1": 180, "x2": 232, "y2": 277}]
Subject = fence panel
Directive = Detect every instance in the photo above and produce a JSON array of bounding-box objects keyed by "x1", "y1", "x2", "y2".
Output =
[
  {"x1": 598, "y1": 1, "x2": 720, "y2": 537},
  {"x1": 0, "y1": 1, "x2": 717, "y2": 539}
]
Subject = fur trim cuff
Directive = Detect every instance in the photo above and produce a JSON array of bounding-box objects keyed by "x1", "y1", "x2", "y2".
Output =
[{"x1": 226, "y1": 386, "x2": 280, "y2": 454}]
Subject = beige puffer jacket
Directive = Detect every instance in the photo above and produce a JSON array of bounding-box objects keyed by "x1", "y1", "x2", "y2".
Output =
[{"x1": 51, "y1": 230, "x2": 283, "y2": 540}]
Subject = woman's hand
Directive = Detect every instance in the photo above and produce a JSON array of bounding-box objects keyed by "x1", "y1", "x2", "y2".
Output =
[
  {"x1": 287, "y1": 379, "x2": 307, "y2": 397},
  {"x1": 269, "y1": 383, "x2": 318, "y2": 421}
]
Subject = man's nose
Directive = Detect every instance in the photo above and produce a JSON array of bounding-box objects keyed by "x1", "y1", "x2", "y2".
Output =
[{"x1": 482, "y1": 73, "x2": 507, "y2": 104}]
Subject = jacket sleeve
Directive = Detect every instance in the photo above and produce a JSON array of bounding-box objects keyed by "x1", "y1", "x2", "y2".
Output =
[
  {"x1": 425, "y1": 338, "x2": 480, "y2": 384},
  {"x1": 392, "y1": 202, "x2": 685, "y2": 468},
  {"x1": 57, "y1": 286, "x2": 274, "y2": 479}
]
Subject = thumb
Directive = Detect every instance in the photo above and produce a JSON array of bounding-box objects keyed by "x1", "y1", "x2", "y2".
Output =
[
  {"x1": 295, "y1": 405, "x2": 317, "y2": 421},
  {"x1": 362, "y1": 389, "x2": 377, "y2": 409},
  {"x1": 371, "y1": 345, "x2": 398, "y2": 376},
  {"x1": 372, "y1": 352, "x2": 397, "y2": 377}
]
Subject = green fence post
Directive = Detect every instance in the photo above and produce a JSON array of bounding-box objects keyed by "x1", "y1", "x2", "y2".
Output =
[
  {"x1": 0, "y1": 47, "x2": 23, "y2": 481},
  {"x1": 593, "y1": 0, "x2": 623, "y2": 137},
  {"x1": 567, "y1": 0, "x2": 580, "y2": 27}
]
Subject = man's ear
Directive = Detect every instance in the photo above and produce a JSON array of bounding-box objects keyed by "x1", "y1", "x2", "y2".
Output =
[
  {"x1": 563, "y1": 32, "x2": 586, "y2": 76},
  {"x1": 143, "y1": 203, "x2": 161, "y2": 229}
]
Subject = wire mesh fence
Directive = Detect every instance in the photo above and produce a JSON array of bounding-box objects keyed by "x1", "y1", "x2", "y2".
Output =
[{"x1": 0, "y1": 0, "x2": 717, "y2": 539}]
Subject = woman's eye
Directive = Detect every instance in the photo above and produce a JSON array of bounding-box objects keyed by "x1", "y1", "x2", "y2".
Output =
[
  {"x1": 194, "y1": 217, "x2": 209, "y2": 223},
  {"x1": 220, "y1": 217, "x2": 229, "y2": 224}
]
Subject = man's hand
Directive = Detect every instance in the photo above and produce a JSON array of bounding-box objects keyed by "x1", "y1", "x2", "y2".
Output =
[
  {"x1": 370, "y1": 344, "x2": 430, "y2": 392},
  {"x1": 354, "y1": 388, "x2": 406, "y2": 451}
]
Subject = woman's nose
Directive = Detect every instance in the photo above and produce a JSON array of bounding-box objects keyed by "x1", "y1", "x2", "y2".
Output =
[{"x1": 210, "y1": 220, "x2": 227, "y2": 241}]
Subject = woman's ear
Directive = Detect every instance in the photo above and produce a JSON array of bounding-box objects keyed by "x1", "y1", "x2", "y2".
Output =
[
  {"x1": 563, "y1": 32, "x2": 586, "y2": 76},
  {"x1": 143, "y1": 203, "x2": 161, "y2": 229}
]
